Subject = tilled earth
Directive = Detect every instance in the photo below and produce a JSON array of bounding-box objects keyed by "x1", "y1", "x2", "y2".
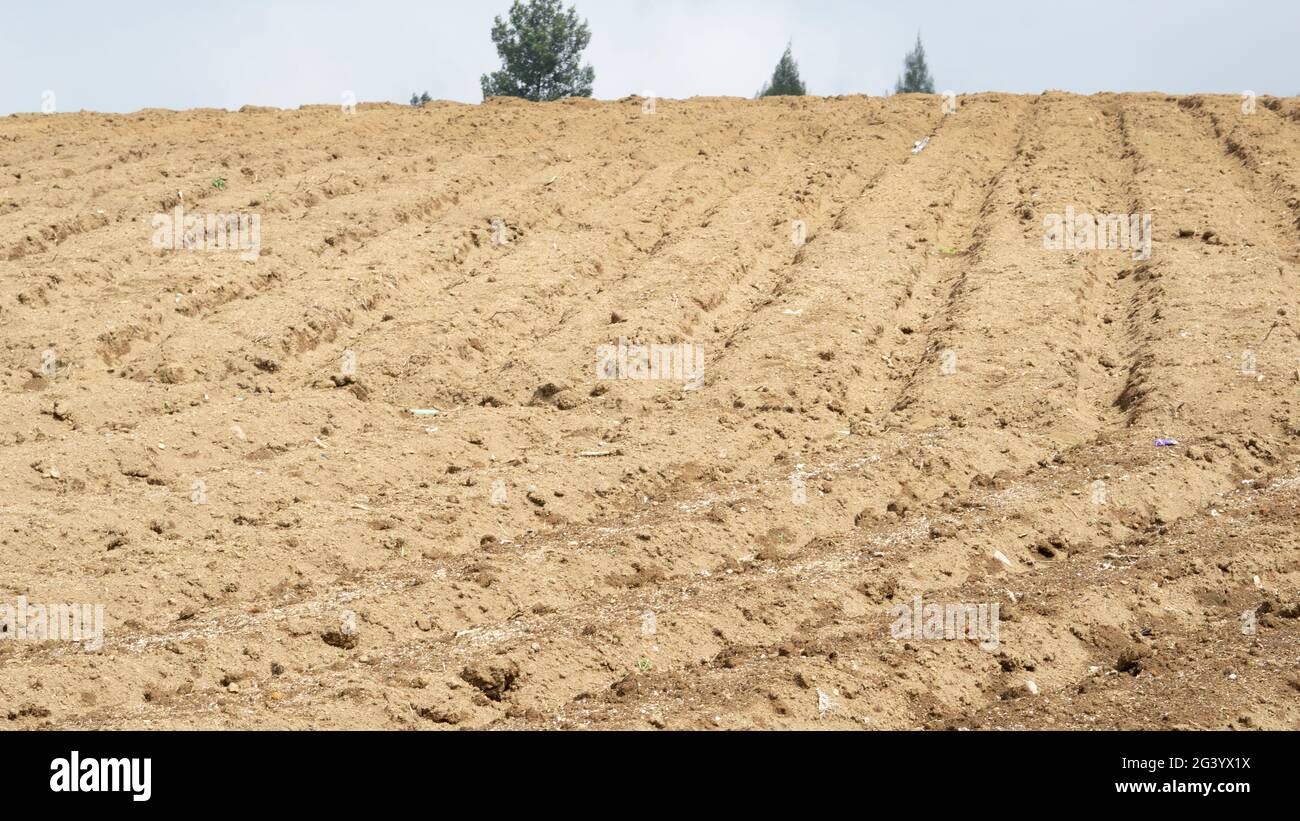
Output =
[{"x1": 0, "y1": 92, "x2": 1297, "y2": 729}]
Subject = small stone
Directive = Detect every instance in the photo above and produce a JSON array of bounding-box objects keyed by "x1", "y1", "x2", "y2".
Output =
[
  {"x1": 321, "y1": 625, "x2": 359, "y2": 650},
  {"x1": 816, "y1": 688, "x2": 835, "y2": 718},
  {"x1": 460, "y1": 659, "x2": 520, "y2": 701}
]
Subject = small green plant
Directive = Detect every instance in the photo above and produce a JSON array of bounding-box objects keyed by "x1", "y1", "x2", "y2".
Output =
[
  {"x1": 638, "y1": 656, "x2": 650, "y2": 673},
  {"x1": 212, "y1": 177, "x2": 226, "y2": 190}
]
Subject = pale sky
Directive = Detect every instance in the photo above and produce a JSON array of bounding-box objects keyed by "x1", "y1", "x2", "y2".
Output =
[{"x1": 2, "y1": 0, "x2": 1295, "y2": 114}]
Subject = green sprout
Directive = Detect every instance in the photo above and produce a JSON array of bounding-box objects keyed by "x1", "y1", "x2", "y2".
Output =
[
  {"x1": 212, "y1": 177, "x2": 226, "y2": 190},
  {"x1": 639, "y1": 656, "x2": 650, "y2": 673}
]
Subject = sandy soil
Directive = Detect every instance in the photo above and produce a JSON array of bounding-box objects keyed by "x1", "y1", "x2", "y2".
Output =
[{"x1": 0, "y1": 92, "x2": 1297, "y2": 730}]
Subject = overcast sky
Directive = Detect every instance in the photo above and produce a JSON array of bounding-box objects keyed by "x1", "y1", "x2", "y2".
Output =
[{"x1": 2, "y1": 0, "x2": 1295, "y2": 114}]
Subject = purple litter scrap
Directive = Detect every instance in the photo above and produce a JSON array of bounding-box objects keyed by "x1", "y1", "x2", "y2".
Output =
[{"x1": 1155, "y1": 438, "x2": 1179, "y2": 447}]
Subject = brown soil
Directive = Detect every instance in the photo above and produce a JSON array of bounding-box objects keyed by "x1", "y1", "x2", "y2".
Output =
[{"x1": 0, "y1": 92, "x2": 1297, "y2": 729}]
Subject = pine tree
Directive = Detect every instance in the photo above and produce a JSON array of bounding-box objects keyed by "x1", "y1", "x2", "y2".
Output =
[
  {"x1": 757, "y1": 43, "x2": 807, "y2": 98},
  {"x1": 410, "y1": 91, "x2": 431, "y2": 107},
  {"x1": 480, "y1": 0, "x2": 595, "y2": 102},
  {"x1": 894, "y1": 35, "x2": 936, "y2": 94}
]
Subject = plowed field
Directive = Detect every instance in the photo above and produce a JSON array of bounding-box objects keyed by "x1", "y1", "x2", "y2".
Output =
[{"x1": 1, "y1": 92, "x2": 1297, "y2": 729}]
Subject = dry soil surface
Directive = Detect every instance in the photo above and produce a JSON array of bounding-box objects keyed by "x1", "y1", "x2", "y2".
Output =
[{"x1": 1, "y1": 92, "x2": 1298, "y2": 729}]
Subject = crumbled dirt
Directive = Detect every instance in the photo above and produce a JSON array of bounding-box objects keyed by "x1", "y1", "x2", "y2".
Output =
[{"x1": 0, "y1": 93, "x2": 1297, "y2": 729}]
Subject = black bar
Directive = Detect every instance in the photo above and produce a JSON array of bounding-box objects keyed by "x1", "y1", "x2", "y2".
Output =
[{"x1": 11, "y1": 730, "x2": 1282, "y2": 807}]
